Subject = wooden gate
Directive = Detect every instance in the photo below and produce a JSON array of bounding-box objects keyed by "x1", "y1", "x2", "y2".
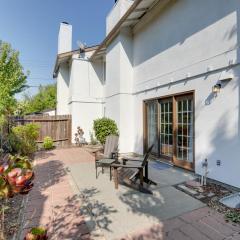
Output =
[{"x1": 13, "y1": 115, "x2": 72, "y2": 147}]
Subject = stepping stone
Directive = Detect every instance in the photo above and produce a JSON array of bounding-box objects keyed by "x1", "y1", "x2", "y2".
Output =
[
  {"x1": 178, "y1": 184, "x2": 198, "y2": 195},
  {"x1": 196, "y1": 194, "x2": 205, "y2": 200},
  {"x1": 197, "y1": 187, "x2": 204, "y2": 193},
  {"x1": 186, "y1": 180, "x2": 201, "y2": 188},
  {"x1": 207, "y1": 192, "x2": 215, "y2": 197},
  {"x1": 211, "y1": 196, "x2": 218, "y2": 201},
  {"x1": 220, "y1": 190, "x2": 229, "y2": 194}
]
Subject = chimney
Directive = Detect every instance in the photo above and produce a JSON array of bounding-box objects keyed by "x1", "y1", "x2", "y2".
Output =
[{"x1": 58, "y1": 22, "x2": 72, "y2": 54}]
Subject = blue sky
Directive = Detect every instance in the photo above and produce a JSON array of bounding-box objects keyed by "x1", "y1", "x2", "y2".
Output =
[{"x1": 0, "y1": 0, "x2": 114, "y2": 97}]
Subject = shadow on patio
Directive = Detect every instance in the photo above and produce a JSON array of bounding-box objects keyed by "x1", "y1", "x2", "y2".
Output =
[{"x1": 19, "y1": 149, "x2": 92, "y2": 239}]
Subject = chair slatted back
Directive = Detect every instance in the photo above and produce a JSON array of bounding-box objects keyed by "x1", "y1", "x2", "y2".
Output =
[
  {"x1": 104, "y1": 135, "x2": 119, "y2": 158},
  {"x1": 141, "y1": 145, "x2": 154, "y2": 167}
]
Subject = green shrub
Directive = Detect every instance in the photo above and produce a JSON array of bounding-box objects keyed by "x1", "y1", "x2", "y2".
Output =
[
  {"x1": 225, "y1": 211, "x2": 240, "y2": 223},
  {"x1": 9, "y1": 123, "x2": 40, "y2": 156},
  {"x1": 93, "y1": 117, "x2": 119, "y2": 145},
  {"x1": 43, "y1": 136, "x2": 54, "y2": 150}
]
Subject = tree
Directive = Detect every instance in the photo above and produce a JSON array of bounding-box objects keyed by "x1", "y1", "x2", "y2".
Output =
[
  {"x1": 20, "y1": 84, "x2": 56, "y2": 115},
  {"x1": 0, "y1": 41, "x2": 28, "y2": 116}
]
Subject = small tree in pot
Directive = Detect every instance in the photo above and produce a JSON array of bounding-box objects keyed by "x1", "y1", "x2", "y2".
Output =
[{"x1": 25, "y1": 227, "x2": 47, "y2": 240}]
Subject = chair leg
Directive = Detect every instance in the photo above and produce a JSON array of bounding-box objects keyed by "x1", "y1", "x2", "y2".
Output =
[
  {"x1": 102, "y1": 166, "x2": 104, "y2": 174},
  {"x1": 110, "y1": 166, "x2": 112, "y2": 181},
  {"x1": 139, "y1": 169, "x2": 144, "y2": 186},
  {"x1": 96, "y1": 164, "x2": 98, "y2": 179},
  {"x1": 113, "y1": 167, "x2": 118, "y2": 189}
]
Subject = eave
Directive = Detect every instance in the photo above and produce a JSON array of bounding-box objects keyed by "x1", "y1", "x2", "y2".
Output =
[
  {"x1": 90, "y1": 0, "x2": 164, "y2": 61},
  {"x1": 53, "y1": 45, "x2": 100, "y2": 78}
]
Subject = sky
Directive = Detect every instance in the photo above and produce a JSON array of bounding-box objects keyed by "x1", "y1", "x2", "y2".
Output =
[{"x1": 0, "y1": 0, "x2": 114, "y2": 97}]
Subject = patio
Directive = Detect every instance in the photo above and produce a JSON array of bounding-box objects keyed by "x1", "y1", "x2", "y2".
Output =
[{"x1": 20, "y1": 148, "x2": 240, "y2": 240}]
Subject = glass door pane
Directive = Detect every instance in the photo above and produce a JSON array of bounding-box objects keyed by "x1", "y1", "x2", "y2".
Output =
[
  {"x1": 176, "y1": 98, "x2": 193, "y2": 163},
  {"x1": 147, "y1": 101, "x2": 158, "y2": 154},
  {"x1": 159, "y1": 99, "x2": 173, "y2": 158}
]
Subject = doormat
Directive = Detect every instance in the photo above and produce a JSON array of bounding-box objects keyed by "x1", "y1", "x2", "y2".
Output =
[{"x1": 150, "y1": 161, "x2": 172, "y2": 170}]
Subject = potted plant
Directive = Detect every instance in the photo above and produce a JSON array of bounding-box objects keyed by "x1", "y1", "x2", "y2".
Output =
[{"x1": 25, "y1": 227, "x2": 48, "y2": 240}]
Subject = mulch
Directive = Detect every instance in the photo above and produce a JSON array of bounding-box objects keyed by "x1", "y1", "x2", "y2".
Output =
[
  {"x1": 0, "y1": 194, "x2": 24, "y2": 239},
  {"x1": 175, "y1": 180, "x2": 240, "y2": 225}
]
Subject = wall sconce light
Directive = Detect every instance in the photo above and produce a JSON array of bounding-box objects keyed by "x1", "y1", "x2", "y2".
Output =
[{"x1": 212, "y1": 83, "x2": 222, "y2": 97}]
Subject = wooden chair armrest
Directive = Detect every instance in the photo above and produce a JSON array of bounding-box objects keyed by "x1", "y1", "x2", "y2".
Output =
[
  {"x1": 122, "y1": 156, "x2": 143, "y2": 162},
  {"x1": 123, "y1": 159, "x2": 143, "y2": 163},
  {"x1": 111, "y1": 163, "x2": 142, "y2": 169}
]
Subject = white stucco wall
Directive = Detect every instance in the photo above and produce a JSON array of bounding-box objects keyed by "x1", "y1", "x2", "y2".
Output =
[
  {"x1": 105, "y1": 28, "x2": 134, "y2": 153},
  {"x1": 69, "y1": 52, "x2": 104, "y2": 142},
  {"x1": 106, "y1": 0, "x2": 134, "y2": 35},
  {"x1": 131, "y1": 0, "x2": 240, "y2": 187},
  {"x1": 56, "y1": 63, "x2": 70, "y2": 115}
]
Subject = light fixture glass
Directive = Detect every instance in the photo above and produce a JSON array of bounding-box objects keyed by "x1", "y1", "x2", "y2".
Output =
[{"x1": 212, "y1": 83, "x2": 221, "y2": 96}]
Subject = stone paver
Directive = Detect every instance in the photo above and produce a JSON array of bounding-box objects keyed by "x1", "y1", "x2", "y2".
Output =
[
  {"x1": 20, "y1": 148, "x2": 94, "y2": 240},
  {"x1": 123, "y1": 207, "x2": 240, "y2": 240}
]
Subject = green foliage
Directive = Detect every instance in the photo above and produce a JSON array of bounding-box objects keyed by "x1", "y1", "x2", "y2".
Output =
[
  {"x1": 9, "y1": 155, "x2": 32, "y2": 170},
  {"x1": 43, "y1": 136, "x2": 54, "y2": 150},
  {"x1": 93, "y1": 117, "x2": 119, "y2": 145},
  {"x1": 225, "y1": 211, "x2": 240, "y2": 223},
  {"x1": 30, "y1": 227, "x2": 47, "y2": 235},
  {"x1": 0, "y1": 40, "x2": 28, "y2": 116},
  {"x1": 0, "y1": 115, "x2": 11, "y2": 152},
  {"x1": 9, "y1": 123, "x2": 40, "y2": 156},
  {"x1": 19, "y1": 84, "x2": 56, "y2": 115}
]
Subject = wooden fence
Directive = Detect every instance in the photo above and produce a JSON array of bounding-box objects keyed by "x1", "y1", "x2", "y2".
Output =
[{"x1": 12, "y1": 115, "x2": 72, "y2": 147}]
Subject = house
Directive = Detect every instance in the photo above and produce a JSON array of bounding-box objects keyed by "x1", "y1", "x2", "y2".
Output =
[
  {"x1": 40, "y1": 108, "x2": 56, "y2": 116},
  {"x1": 53, "y1": 0, "x2": 240, "y2": 188}
]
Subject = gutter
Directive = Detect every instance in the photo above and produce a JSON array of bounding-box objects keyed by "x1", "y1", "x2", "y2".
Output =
[{"x1": 90, "y1": 0, "x2": 143, "y2": 60}]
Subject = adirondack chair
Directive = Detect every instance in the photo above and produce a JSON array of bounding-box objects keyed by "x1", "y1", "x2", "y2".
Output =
[
  {"x1": 93, "y1": 135, "x2": 119, "y2": 179},
  {"x1": 111, "y1": 145, "x2": 157, "y2": 194}
]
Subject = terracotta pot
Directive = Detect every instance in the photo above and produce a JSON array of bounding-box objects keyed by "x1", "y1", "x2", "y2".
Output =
[
  {"x1": 25, "y1": 170, "x2": 34, "y2": 181},
  {"x1": 25, "y1": 233, "x2": 38, "y2": 240},
  {"x1": 25, "y1": 227, "x2": 48, "y2": 240},
  {"x1": 12, "y1": 185, "x2": 23, "y2": 194}
]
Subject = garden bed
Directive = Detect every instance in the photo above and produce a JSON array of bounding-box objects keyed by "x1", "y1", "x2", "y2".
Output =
[
  {"x1": 0, "y1": 194, "x2": 24, "y2": 239},
  {"x1": 175, "y1": 180, "x2": 240, "y2": 224}
]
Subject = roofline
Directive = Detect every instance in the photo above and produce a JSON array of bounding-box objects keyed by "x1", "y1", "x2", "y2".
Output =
[
  {"x1": 58, "y1": 44, "x2": 100, "y2": 58},
  {"x1": 53, "y1": 45, "x2": 100, "y2": 78},
  {"x1": 90, "y1": 0, "x2": 143, "y2": 60}
]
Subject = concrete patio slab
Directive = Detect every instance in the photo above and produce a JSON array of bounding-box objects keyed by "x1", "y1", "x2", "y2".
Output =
[{"x1": 68, "y1": 161, "x2": 205, "y2": 239}]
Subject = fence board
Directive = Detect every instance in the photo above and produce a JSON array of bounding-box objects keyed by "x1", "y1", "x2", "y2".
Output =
[{"x1": 12, "y1": 115, "x2": 72, "y2": 147}]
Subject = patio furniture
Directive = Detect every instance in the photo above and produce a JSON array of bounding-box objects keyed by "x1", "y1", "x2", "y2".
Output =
[
  {"x1": 111, "y1": 145, "x2": 157, "y2": 194},
  {"x1": 93, "y1": 135, "x2": 119, "y2": 179}
]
